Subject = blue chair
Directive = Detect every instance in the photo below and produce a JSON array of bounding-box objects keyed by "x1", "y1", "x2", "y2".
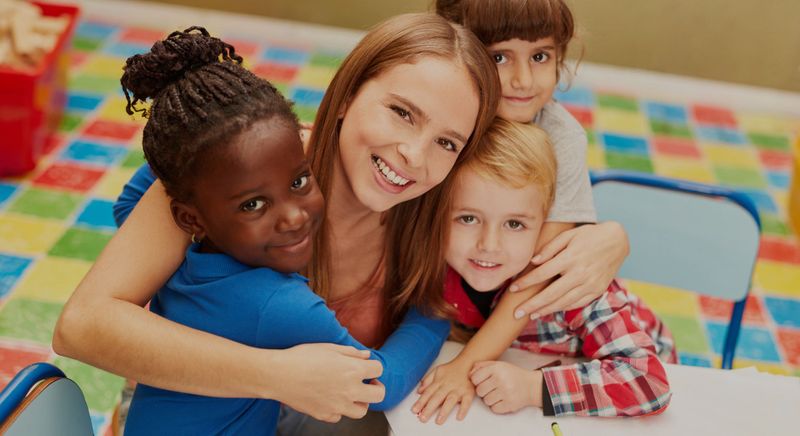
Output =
[
  {"x1": 590, "y1": 170, "x2": 761, "y2": 369},
  {"x1": 0, "y1": 362, "x2": 93, "y2": 435}
]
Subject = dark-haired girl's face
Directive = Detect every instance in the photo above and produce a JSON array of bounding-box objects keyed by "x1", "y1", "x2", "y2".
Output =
[
  {"x1": 336, "y1": 57, "x2": 480, "y2": 212},
  {"x1": 185, "y1": 118, "x2": 324, "y2": 273},
  {"x1": 489, "y1": 37, "x2": 558, "y2": 123}
]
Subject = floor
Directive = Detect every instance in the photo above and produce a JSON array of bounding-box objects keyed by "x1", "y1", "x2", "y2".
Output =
[{"x1": 0, "y1": 1, "x2": 798, "y2": 434}]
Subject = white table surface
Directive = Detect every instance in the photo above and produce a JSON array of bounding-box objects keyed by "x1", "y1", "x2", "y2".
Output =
[{"x1": 385, "y1": 341, "x2": 800, "y2": 436}]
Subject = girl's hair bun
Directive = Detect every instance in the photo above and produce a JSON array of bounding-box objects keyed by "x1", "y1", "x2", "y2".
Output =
[{"x1": 120, "y1": 26, "x2": 242, "y2": 116}]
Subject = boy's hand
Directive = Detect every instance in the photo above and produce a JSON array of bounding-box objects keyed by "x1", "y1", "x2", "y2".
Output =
[
  {"x1": 412, "y1": 359, "x2": 475, "y2": 424},
  {"x1": 470, "y1": 361, "x2": 542, "y2": 414}
]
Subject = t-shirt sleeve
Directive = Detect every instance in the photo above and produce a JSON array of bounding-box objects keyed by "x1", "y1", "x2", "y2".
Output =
[
  {"x1": 113, "y1": 163, "x2": 157, "y2": 227},
  {"x1": 538, "y1": 104, "x2": 597, "y2": 223},
  {"x1": 257, "y1": 282, "x2": 449, "y2": 411}
]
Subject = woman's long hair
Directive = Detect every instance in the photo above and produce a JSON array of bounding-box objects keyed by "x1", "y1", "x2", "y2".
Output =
[{"x1": 306, "y1": 13, "x2": 500, "y2": 340}]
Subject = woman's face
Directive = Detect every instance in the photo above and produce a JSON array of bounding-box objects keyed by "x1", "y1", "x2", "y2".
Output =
[{"x1": 337, "y1": 57, "x2": 480, "y2": 212}]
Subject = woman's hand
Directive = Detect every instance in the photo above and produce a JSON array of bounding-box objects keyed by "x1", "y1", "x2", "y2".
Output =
[
  {"x1": 274, "y1": 344, "x2": 385, "y2": 422},
  {"x1": 509, "y1": 221, "x2": 629, "y2": 318},
  {"x1": 412, "y1": 359, "x2": 475, "y2": 424},
  {"x1": 470, "y1": 361, "x2": 542, "y2": 414}
]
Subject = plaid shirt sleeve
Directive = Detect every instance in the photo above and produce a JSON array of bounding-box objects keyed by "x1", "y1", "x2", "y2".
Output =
[{"x1": 540, "y1": 286, "x2": 672, "y2": 417}]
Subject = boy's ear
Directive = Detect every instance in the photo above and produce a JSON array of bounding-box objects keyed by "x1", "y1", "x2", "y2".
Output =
[{"x1": 170, "y1": 200, "x2": 207, "y2": 242}]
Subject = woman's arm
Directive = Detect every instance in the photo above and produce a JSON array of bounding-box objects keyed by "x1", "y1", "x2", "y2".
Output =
[{"x1": 53, "y1": 177, "x2": 383, "y2": 422}]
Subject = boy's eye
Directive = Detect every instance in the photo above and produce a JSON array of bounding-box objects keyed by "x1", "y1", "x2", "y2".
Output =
[
  {"x1": 390, "y1": 105, "x2": 411, "y2": 122},
  {"x1": 457, "y1": 215, "x2": 477, "y2": 225},
  {"x1": 436, "y1": 137, "x2": 459, "y2": 153},
  {"x1": 292, "y1": 175, "x2": 310, "y2": 190},
  {"x1": 240, "y1": 199, "x2": 267, "y2": 212},
  {"x1": 492, "y1": 53, "x2": 508, "y2": 64},
  {"x1": 506, "y1": 220, "x2": 525, "y2": 230},
  {"x1": 532, "y1": 52, "x2": 550, "y2": 63}
]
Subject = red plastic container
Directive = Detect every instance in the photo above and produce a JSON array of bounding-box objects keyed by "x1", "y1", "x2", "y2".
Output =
[{"x1": 0, "y1": 1, "x2": 80, "y2": 176}]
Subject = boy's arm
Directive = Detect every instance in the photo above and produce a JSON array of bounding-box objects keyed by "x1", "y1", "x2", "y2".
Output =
[
  {"x1": 413, "y1": 222, "x2": 572, "y2": 423},
  {"x1": 540, "y1": 282, "x2": 672, "y2": 417}
]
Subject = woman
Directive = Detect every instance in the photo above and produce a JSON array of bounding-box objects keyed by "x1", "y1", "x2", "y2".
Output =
[{"x1": 53, "y1": 12, "x2": 627, "y2": 431}]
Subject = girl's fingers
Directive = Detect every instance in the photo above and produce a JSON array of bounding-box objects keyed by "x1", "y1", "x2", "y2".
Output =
[
  {"x1": 469, "y1": 364, "x2": 494, "y2": 387},
  {"x1": 533, "y1": 287, "x2": 595, "y2": 315},
  {"x1": 456, "y1": 392, "x2": 474, "y2": 420},
  {"x1": 530, "y1": 228, "x2": 575, "y2": 265},
  {"x1": 509, "y1": 254, "x2": 567, "y2": 293},
  {"x1": 412, "y1": 382, "x2": 436, "y2": 414},
  {"x1": 474, "y1": 377, "x2": 497, "y2": 398},
  {"x1": 469, "y1": 360, "x2": 493, "y2": 376},
  {"x1": 435, "y1": 393, "x2": 460, "y2": 425},
  {"x1": 482, "y1": 389, "x2": 502, "y2": 407},
  {"x1": 419, "y1": 389, "x2": 448, "y2": 423},
  {"x1": 514, "y1": 274, "x2": 577, "y2": 318},
  {"x1": 417, "y1": 371, "x2": 436, "y2": 394}
]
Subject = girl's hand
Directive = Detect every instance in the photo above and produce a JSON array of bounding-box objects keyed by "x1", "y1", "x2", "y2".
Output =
[
  {"x1": 470, "y1": 361, "x2": 541, "y2": 414},
  {"x1": 412, "y1": 359, "x2": 475, "y2": 424},
  {"x1": 277, "y1": 344, "x2": 384, "y2": 423},
  {"x1": 509, "y1": 221, "x2": 629, "y2": 318}
]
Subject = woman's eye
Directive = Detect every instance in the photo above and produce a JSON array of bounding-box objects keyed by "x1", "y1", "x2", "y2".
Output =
[
  {"x1": 532, "y1": 52, "x2": 550, "y2": 63},
  {"x1": 437, "y1": 137, "x2": 458, "y2": 152},
  {"x1": 391, "y1": 105, "x2": 411, "y2": 121},
  {"x1": 458, "y1": 215, "x2": 477, "y2": 225},
  {"x1": 241, "y1": 199, "x2": 267, "y2": 212},
  {"x1": 506, "y1": 220, "x2": 525, "y2": 230},
  {"x1": 292, "y1": 175, "x2": 310, "y2": 190},
  {"x1": 492, "y1": 53, "x2": 507, "y2": 64}
]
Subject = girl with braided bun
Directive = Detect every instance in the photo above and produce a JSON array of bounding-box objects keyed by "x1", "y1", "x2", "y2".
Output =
[
  {"x1": 108, "y1": 26, "x2": 434, "y2": 434},
  {"x1": 55, "y1": 14, "x2": 498, "y2": 434}
]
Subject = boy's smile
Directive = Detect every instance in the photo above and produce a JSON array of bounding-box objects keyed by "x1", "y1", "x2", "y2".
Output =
[
  {"x1": 488, "y1": 37, "x2": 558, "y2": 123},
  {"x1": 446, "y1": 168, "x2": 546, "y2": 292},
  {"x1": 178, "y1": 117, "x2": 324, "y2": 273}
]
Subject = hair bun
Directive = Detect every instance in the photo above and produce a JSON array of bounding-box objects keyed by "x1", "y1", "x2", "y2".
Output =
[{"x1": 121, "y1": 26, "x2": 242, "y2": 116}]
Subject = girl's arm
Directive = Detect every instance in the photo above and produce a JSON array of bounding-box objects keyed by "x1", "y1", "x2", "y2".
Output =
[
  {"x1": 540, "y1": 283, "x2": 672, "y2": 417},
  {"x1": 511, "y1": 111, "x2": 630, "y2": 319},
  {"x1": 260, "y1": 282, "x2": 450, "y2": 410},
  {"x1": 53, "y1": 170, "x2": 384, "y2": 422},
  {"x1": 510, "y1": 221, "x2": 629, "y2": 318},
  {"x1": 412, "y1": 221, "x2": 572, "y2": 423}
]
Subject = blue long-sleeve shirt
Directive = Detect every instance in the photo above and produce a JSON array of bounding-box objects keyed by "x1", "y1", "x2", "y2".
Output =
[{"x1": 116, "y1": 164, "x2": 449, "y2": 434}]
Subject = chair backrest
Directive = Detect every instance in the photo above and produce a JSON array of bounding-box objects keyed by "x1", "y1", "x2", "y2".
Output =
[
  {"x1": 0, "y1": 362, "x2": 93, "y2": 435},
  {"x1": 591, "y1": 170, "x2": 761, "y2": 369}
]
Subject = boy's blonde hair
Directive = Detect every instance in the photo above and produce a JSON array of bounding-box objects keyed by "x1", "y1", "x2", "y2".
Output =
[{"x1": 460, "y1": 118, "x2": 557, "y2": 214}]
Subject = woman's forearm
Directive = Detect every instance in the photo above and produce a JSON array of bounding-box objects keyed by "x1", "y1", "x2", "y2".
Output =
[
  {"x1": 55, "y1": 292, "x2": 275, "y2": 398},
  {"x1": 52, "y1": 180, "x2": 265, "y2": 397}
]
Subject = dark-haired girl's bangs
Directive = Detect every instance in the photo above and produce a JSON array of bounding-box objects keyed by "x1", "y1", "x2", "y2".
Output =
[{"x1": 471, "y1": 0, "x2": 568, "y2": 47}]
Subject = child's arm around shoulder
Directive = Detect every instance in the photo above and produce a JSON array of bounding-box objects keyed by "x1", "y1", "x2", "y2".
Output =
[{"x1": 541, "y1": 283, "x2": 672, "y2": 417}]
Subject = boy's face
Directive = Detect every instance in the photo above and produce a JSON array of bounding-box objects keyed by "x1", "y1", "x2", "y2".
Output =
[
  {"x1": 488, "y1": 37, "x2": 558, "y2": 123},
  {"x1": 179, "y1": 117, "x2": 324, "y2": 273},
  {"x1": 445, "y1": 168, "x2": 546, "y2": 292}
]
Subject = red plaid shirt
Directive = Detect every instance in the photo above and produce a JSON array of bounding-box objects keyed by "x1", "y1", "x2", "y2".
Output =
[{"x1": 444, "y1": 267, "x2": 677, "y2": 417}]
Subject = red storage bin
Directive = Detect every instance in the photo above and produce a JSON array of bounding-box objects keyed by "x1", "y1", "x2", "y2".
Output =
[{"x1": 0, "y1": 1, "x2": 80, "y2": 176}]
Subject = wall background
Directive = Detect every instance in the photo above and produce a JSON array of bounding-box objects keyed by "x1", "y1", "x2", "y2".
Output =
[{"x1": 150, "y1": 0, "x2": 800, "y2": 93}]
